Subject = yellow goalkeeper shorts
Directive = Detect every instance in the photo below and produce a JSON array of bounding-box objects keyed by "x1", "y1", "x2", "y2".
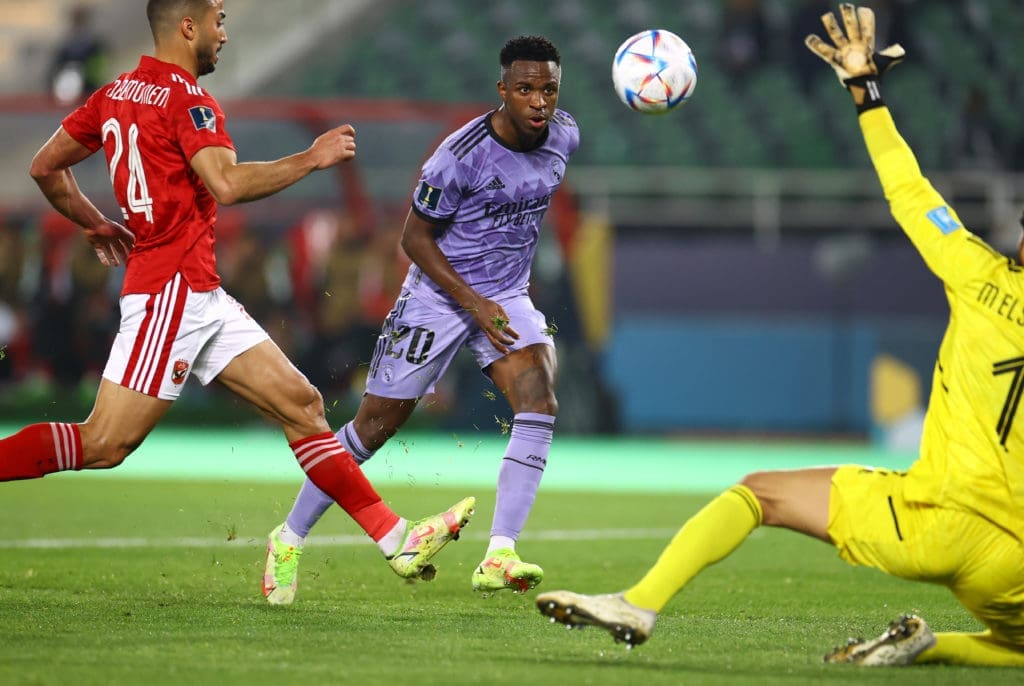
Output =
[{"x1": 828, "y1": 464, "x2": 1024, "y2": 645}]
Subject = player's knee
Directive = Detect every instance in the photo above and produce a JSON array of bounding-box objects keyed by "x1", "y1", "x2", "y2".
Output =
[
  {"x1": 520, "y1": 394, "x2": 558, "y2": 416},
  {"x1": 512, "y1": 379, "x2": 558, "y2": 415},
  {"x1": 79, "y1": 430, "x2": 140, "y2": 469},
  {"x1": 283, "y1": 378, "x2": 327, "y2": 431},
  {"x1": 738, "y1": 471, "x2": 780, "y2": 523},
  {"x1": 297, "y1": 383, "x2": 325, "y2": 419},
  {"x1": 353, "y1": 415, "x2": 402, "y2": 451}
]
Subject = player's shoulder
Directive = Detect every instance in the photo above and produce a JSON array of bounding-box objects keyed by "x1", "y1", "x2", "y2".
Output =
[
  {"x1": 130, "y1": 57, "x2": 217, "y2": 106},
  {"x1": 549, "y1": 108, "x2": 578, "y2": 130},
  {"x1": 438, "y1": 113, "x2": 490, "y2": 162},
  {"x1": 100, "y1": 57, "x2": 220, "y2": 115},
  {"x1": 547, "y1": 108, "x2": 579, "y2": 153}
]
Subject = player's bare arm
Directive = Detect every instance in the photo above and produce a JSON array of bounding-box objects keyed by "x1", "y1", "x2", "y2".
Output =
[
  {"x1": 29, "y1": 126, "x2": 135, "y2": 267},
  {"x1": 189, "y1": 124, "x2": 357, "y2": 205},
  {"x1": 400, "y1": 209, "x2": 519, "y2": 353}
]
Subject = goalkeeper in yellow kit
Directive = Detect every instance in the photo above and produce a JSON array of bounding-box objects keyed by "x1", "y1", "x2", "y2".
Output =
[{"x1": 536, "y1": 3, "x2": 1024, "y2": 667}]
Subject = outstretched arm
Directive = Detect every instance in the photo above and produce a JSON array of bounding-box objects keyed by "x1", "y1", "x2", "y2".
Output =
[
  {"x1": 400, "y1": 209, "x2": 519, "y2": 353},
  {"x1": 189, "y1": 124, "x2": 357, "y2": 206},
  {"x1": 805, "y1": 3, "x2": 994, "y2": 285},
  {"x1": 29, "y1": 126, "x2": 135, "y2": 267}
]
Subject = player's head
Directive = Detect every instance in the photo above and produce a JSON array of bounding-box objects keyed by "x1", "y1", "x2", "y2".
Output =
[
  {"x1": 499, "y1": 35, "x2": 561, "y2": 81},
  {"x1": 495, "y1": 36, "x2": 561, "y2": 147},
  {"x1": 146, "y1": 0, "x2": 226, "y2": 76},
  {"x1": 1018, "y1": 210, "x2": 1024, "y2": 264}
]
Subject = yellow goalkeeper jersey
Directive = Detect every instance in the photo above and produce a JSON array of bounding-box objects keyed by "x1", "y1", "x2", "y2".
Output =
[{"x1": 861, "y1": 107, "x2": 1024, "y2": 542}]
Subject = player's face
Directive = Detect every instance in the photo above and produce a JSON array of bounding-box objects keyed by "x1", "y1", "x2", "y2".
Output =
[
  {"x1": 195, "y1": 1, "x2": 227, "y2": 76},
  {"x1": 497, "y1": 60, "x2": 560, "y2": 145},
  {"x1": 1018, "y1": 212, "x2": 1024, "y2": 264}
]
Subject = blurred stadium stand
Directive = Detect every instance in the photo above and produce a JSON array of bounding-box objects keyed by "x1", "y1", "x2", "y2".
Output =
[{"x1": 1, "y1": 0, "x2": 1023, "y2": 439}]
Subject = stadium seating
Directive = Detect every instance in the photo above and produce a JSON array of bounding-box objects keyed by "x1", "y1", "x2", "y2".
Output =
[{"x1": 260, "y1": 0, "x2": 1023, "y2": 171}]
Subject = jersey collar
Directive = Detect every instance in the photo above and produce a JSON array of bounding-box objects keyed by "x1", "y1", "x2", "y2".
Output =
[
  {"x1": 137, "y1": 55, "x2": 199, "y2": 87},
  {"x1": 485, "y1": 110, "x2": 550, "y2": 153}
]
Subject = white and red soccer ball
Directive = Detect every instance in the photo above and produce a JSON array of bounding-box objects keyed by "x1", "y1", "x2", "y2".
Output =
[{"x1": 612, "y1": 29, "x2": 697, "y2": 114}]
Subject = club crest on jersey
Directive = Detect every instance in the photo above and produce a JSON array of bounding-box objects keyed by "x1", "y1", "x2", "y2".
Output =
[
  {"x1": 188, "y1": 105, "x2": 216, "y2": 132},
  {"x1": 171, "y1": 359, "x2": 190, "y2": 385},
  {"x1": 416, "y1": 181, "x2": 443, "y2": 211}
]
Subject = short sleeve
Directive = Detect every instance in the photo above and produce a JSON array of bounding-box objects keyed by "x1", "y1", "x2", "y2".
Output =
[
  {"x1": 169, "y1": 91, "x2": 235, "y2": 162},
  {"x1": 61, "y1": 89, "x2": 104, "y2": 152},
  {"x1": 557, "y1": 110, "x2": 580, "y2": 157},
  {"x1": 410, "y1": 147, "x2": 467, "y2": 222}
]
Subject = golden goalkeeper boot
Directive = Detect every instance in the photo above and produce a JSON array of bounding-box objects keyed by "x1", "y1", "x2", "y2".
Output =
[
  {"x1": 824, "y1": 614, "x2": 936, "y2": 666},
  {"x1": 536, "y1": 590, "x2": 657, "y2": 649}
]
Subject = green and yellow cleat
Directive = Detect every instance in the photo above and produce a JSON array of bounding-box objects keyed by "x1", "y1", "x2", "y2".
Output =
[
  {"x1": 387, "y1": 496, "x2": 475, "y2": 580},
  {"x1": 472, "y1": 548, "x2": 544, "y2": 595},
  {"x1": 262, "y1": 524, "x2": 303, "y2": 605}
]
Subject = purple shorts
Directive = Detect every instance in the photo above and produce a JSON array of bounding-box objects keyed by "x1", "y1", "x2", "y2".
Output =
[{"x1": 365, "y1": 289, "x2": 554, "y2": 399}]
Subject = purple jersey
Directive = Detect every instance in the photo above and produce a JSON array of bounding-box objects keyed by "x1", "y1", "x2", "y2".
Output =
[{"x1": 402, "y1": 109, "x2": 579, "y2": 310}]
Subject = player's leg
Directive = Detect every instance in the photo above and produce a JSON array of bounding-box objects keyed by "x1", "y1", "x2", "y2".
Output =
[
  {"x1": 622, "y1": 467, "x2": 836, "y2": 612},
  {"x1": 219, "y1": 339, "x2": 473, "y2": 579},
  {"x1": 264, "y1": 393, "x2": 419, "y2": 603},
  {"x1": 263, "y1": 291, "x2": 476, "y2": 598},
  {"x1": 217, "y1": 339, "x2": 400, "y2": 536},
  {"x1": 0, "y1": 378, "x2": 170, "y2": 479},
  {"x1": 537, "y1": 468, "x2": 835, "y2": 645},
  {"x1": 821, "y1": 467, "x2": 1024, "y2": 666},
  {"x1": 919, "y1": 632, "x2": 1024, "y2": 666},
  {"x1": 212, "y1": 286, "x2": 474, "y2": 582},
  {"x1": 917, "y1": 510, "x2": 1024, "y2": 666},
  {"x1": 472, "y1": 341, "x2": 556, "y2": 594},
  {"x1": 0, "y1": 284, "x2": 185, "y2": 480},
  {"x1": 274, "y1": 395, "x2": 421, "y2": 546}
]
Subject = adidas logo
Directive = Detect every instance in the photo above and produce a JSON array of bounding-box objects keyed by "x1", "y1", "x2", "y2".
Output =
[{"x1": 485, "y1": 176, "x2": 506, "y2": 190}]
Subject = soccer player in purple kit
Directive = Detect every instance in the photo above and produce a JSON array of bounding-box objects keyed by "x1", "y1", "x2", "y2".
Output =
[{"x1": 261, "y1": 35, "x2": 579, "y2": 604}]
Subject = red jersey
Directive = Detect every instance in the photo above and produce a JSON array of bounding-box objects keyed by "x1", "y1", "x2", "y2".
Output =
[{"x1": 62, "y1": 56, "x2": 235, "y2": 295}]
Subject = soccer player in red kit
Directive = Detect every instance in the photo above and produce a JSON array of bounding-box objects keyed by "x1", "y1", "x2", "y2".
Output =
[{"x1": 1, "y1": 0, "x2": 474, "y2": 585}]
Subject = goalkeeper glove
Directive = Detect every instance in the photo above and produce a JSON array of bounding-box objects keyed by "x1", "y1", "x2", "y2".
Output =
[{"x1": 804, "y1": 3, "x2": 905, "y2": 113}]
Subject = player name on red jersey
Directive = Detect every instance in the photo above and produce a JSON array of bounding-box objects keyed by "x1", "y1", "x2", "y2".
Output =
[{"x1": 105, "y1": 78, "x2": 170, "y2": 107}]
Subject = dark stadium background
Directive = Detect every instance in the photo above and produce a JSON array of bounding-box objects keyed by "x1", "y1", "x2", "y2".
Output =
[{"x1": 1, "y1": 0, "x2": 1020, "y2": 447}]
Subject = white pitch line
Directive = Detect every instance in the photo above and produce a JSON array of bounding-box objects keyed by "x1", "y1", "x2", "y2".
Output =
[{"x1": 0, "y1": 528, "x2": 681, "y2": 550}]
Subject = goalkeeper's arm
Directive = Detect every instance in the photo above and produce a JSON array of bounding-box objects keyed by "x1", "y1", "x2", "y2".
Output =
[{"x1": 804, "y1": 4, "x2": 990, "y2": 289}]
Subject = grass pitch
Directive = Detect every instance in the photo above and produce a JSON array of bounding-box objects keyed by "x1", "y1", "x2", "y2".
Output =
[{"x1": 0, "y1": 477, "x2": 1017, "y2": 685}]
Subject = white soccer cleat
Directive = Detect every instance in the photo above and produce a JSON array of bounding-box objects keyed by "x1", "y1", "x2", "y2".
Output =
[
  {"x1": 824, "y1": 614, "x2": 936, "y2": 666},
  {"x1": 536, "y1": 590, "x2": 657, "y2": 648}
]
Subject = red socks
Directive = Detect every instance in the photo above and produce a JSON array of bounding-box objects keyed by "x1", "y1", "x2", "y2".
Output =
[
  {"x1": 0, "y1": 422, "x2": 83, "y2": 481},
  {"x1": 290, "y1": 432, "x2": 398, "y2": 540},
  {"x1": 0, "y1": 426, "x2": 399, "y2": 543}
]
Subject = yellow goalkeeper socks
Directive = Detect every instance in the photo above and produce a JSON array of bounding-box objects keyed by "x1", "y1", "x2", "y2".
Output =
[
  {"x1": 623, "y1": 484, "x2": 763, "y2": 612},
  {"x1": 919, "y1": 633, "x2": 1024, "y2": 667}
]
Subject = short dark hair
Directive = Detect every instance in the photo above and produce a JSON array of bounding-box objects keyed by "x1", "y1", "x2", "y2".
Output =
[
  {"x1": 146, "y1": 0, "x2": 212, "y2": 40},
  {"x1": 500, "y1": 35, "x2": 560, "y2": 68}
]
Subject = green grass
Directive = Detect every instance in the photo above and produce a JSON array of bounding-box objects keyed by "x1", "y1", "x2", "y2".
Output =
[{"x1": 0, "y1": 478, "x2": 1017, "y2": 685}]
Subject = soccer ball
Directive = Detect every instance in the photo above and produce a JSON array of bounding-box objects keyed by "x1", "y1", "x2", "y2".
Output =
[{"x1": 612, "y1": 29, "x2": 697, "y2": 114}]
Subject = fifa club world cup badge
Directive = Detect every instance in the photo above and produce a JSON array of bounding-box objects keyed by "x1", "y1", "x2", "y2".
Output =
[
  {"x1": 551, "y1": 161, "x2": 563, "y2": 182},
  {"x1": 171, "y1": 359, "x2": 190, "y2": 385}
]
